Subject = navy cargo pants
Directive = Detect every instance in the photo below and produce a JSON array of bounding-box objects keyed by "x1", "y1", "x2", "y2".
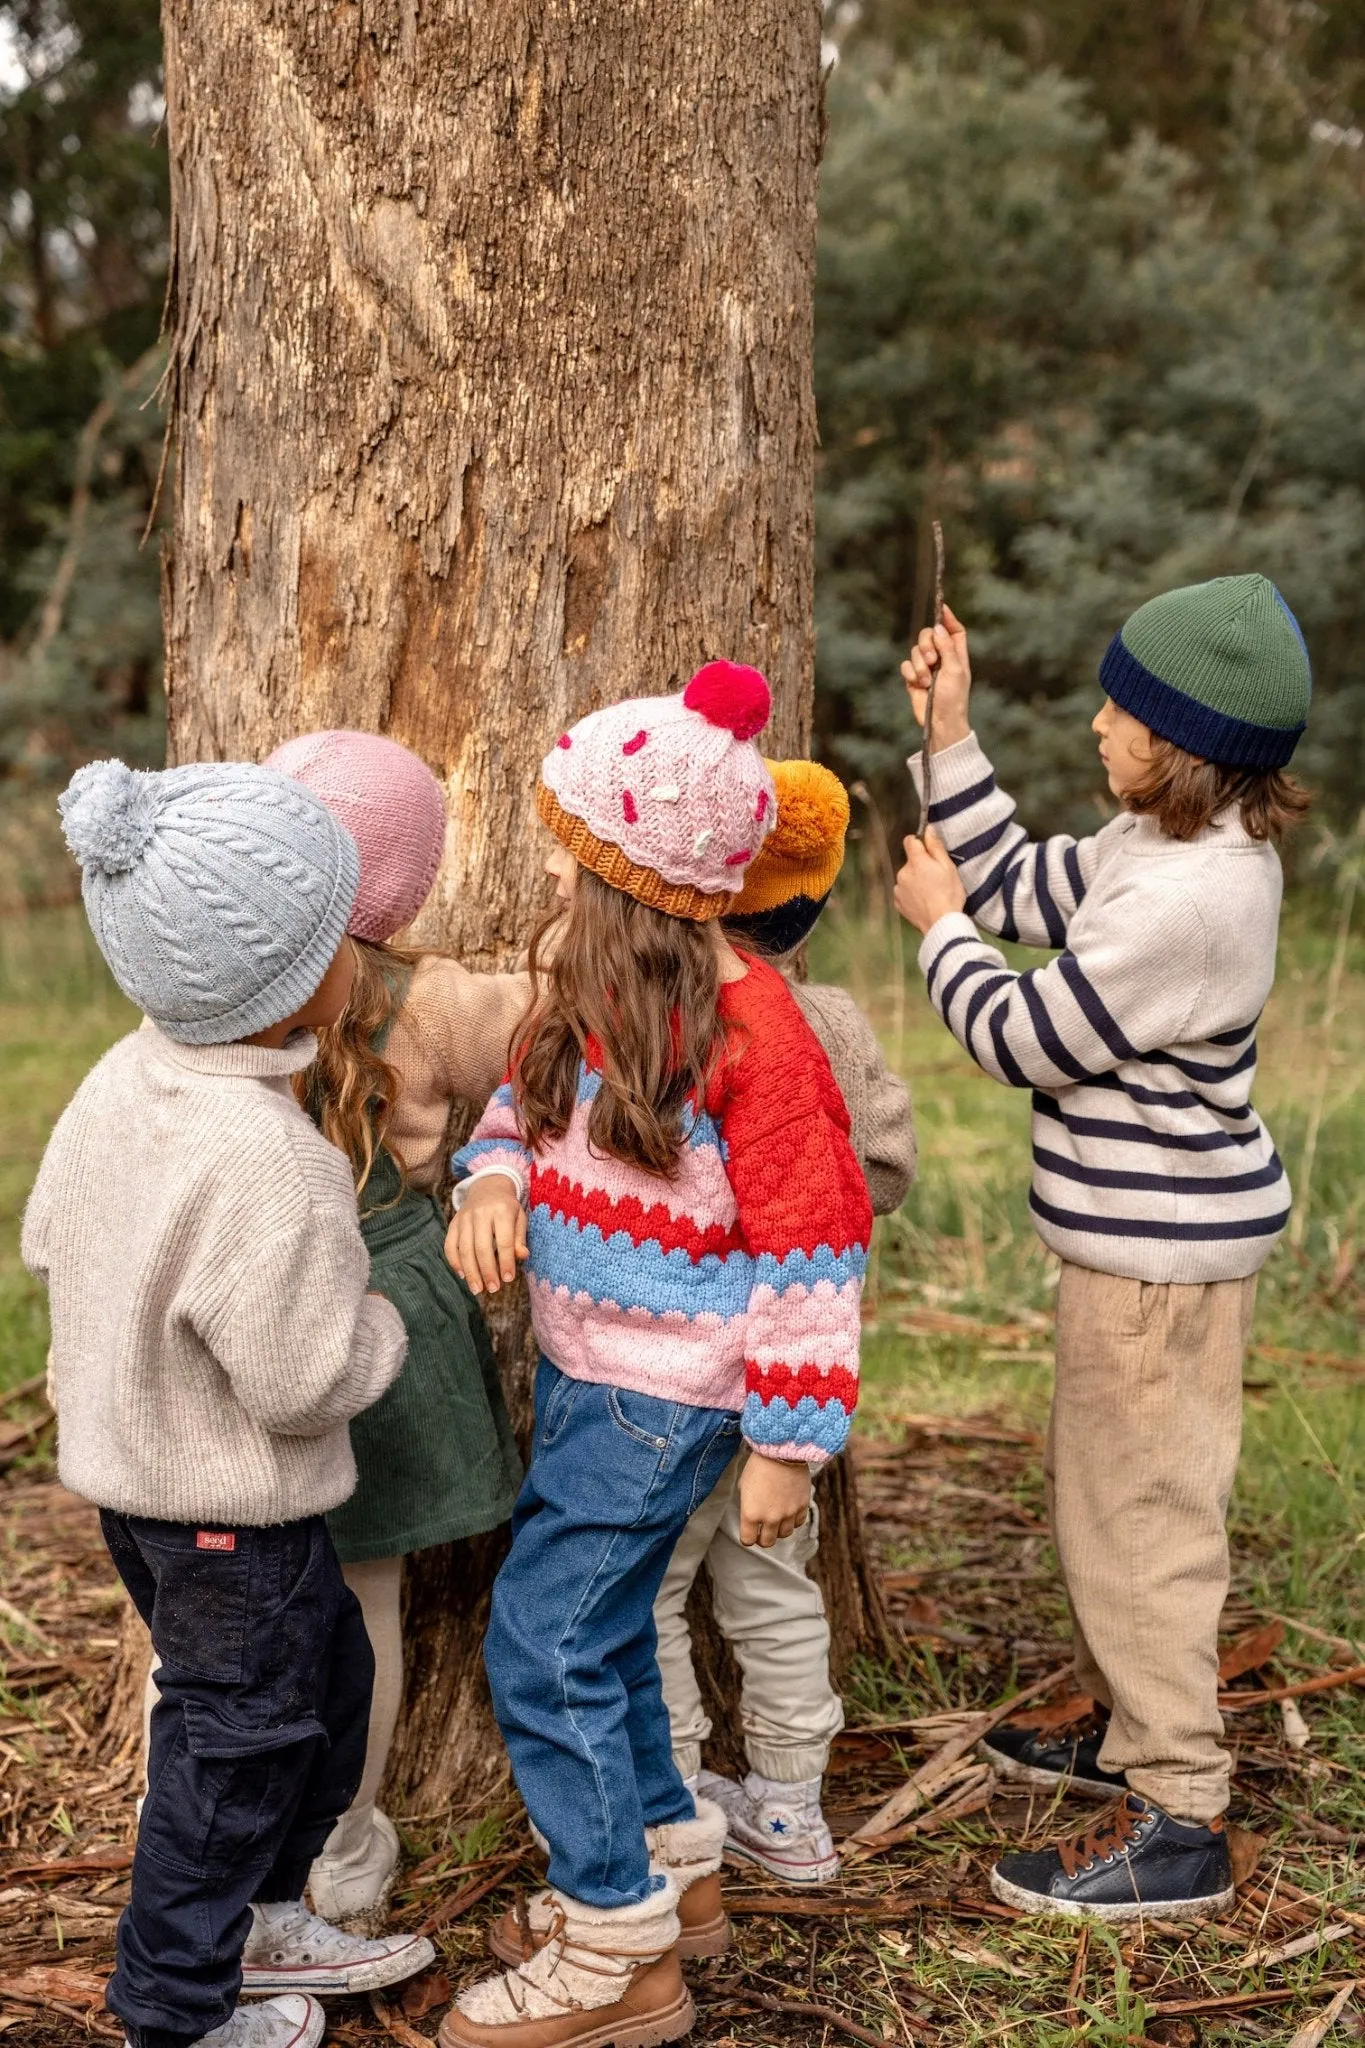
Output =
[{"x1": 100, "y1": 1512, "x2": 374, "y2": 2048}]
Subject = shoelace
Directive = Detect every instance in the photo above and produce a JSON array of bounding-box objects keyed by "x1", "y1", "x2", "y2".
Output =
[{"x1": 1057, "y1": 1798, "x2": 1145, "y2": 1879}]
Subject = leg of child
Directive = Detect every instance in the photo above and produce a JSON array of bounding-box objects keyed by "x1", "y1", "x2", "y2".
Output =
[
  {"x1": 652, "y1": 1454, "x2": 742, "y2": 1784},
  {"x1": 1049, "y1": 1262, "x2": 1255, "y2": 1823},
  {"x1": 1043, "y1": 1410, "x2": 1111, "y2": 1710},
  {"x1": 100, "y1": 1513, "x2": 396, "y2": 2047},
  {"x1": 309, "y1": 1554, "x2": 404, "y2": 1925}
]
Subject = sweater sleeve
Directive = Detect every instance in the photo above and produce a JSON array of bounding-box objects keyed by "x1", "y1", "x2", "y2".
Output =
[
  {"x1": 910, "y1": 733, "x2": 1103, "y2": 947},
  {"x1": 404, "y1": 957, "x2": 532, "y2": 1110},
  {"x1": 721, "y1": 975, "x2": 873, "y2": 1467},
  {"x1": 918, "y1": 872, "x2": 1208, "y2": 1091},
  {"x1": 451, "y1": 1080, "x2": 532, "y2": 1204},
  {"x1": 795, "y1": 984, "x2": 916, "y2": 1217},
  {"x1": 203, "y1": 1216, "x2": 408, "y2": 1437}
]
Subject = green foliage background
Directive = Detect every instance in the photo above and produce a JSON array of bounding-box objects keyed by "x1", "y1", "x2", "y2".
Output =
[{"x1": 1, "y1": 0, "x2": 1364, "y2": 865}]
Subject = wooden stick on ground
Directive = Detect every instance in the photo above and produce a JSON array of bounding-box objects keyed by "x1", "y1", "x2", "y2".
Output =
[
  {"x1": 918, "y1": 518, "x2": 945, "y2": 841},
  {"x1": 702, "y1": 1986, "x2": 920, "y2": 2046},
  {"x1": 1220, "y1": 1662, "x2": 1365, "y2": 1711}
]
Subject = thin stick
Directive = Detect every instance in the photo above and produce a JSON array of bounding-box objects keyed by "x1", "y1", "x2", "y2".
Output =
[
  {"x1": 1291, "y1": 822, "x2": 1361, "y2": 1247},
  {"x1": 918, "y1": 519, "x2": 946, "y2": 841}
]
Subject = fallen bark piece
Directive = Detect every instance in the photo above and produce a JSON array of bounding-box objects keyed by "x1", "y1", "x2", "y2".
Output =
[
  {"x1": 0, "y1": 1962, "x2": 110, "y2": 2009},
  {"x1": 1273, "y1": 1879, "x2": 1365, "y2": 1938},
  {"x1": 1285, "y1": 1981, "x2": 1357, "y2": 2048},
  {"x1": 845, "y1": 1766, "x2": 995, "y2": 1861},
  {"x1": 1217, "y1": 1620, "x2": 1285, "y2": 1683},
  {"x1": 0, "y1": 1594, "x2": 59, "y2": 1659},
  {"x1": 1, "y1": 1850, "x2": 133, "y2": 1883},
  {"x1": 724, "y1": 1893, "x2": 1022, "y2": 1923},
  {"x1": 1153, "y1": 1980, "x2": 1353, "y2": 2019},
  {"x1": 847, "y1": 1664, "x2": 1068, "y2": 1844},
  {"x1": 701, "y1": 1985, "x2": 916, "y2": 2045},
  {"x1": 418, "y1": 1852, "x2": 524, "y2": 1936},
  {"x1": 1220, "y1": 1662, "x2": 1365, "y2": 1710},
  {"x1": 370, "y1": 1991, "x2": 435, "y2": 2047}
]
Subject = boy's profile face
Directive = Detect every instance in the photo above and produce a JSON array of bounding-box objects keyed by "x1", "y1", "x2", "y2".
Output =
[{"x1": 1092, "y1": 698, "x2": 1156, "y2": 799}]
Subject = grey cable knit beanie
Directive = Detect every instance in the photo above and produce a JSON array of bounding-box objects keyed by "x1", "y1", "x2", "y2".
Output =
[{"x1": 59, "y1": 758, "x2": 360, "y2": 1043}]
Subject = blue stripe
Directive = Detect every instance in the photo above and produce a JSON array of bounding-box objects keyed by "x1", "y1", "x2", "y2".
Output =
[
  {"x1": 1033, "y1": 849, "x2": 1066, "y2": 948},
  {"x1": 1033, "y1": 1144, "x2": 1286, "y2": 1197},
  {"x1": 1086, "y1": 1071, "x2": 1254, "y2": 1119},
  {"x1": 964, "y1": 844, "x2": 1021, "y2": 919},
  {"x1": 924, "y1": 933, "x2": 979, "y2": 1005},
  {"x1": 1030, "y1": 1189, "x2": 1291, "y2": 1243},
  {"x1": 938, "y1": 955, "x2": 1005, "y2": 1016},
  {"x1": 1062, "y1": 842, "x2": 1086, "y2": 910},
  {"x1": 528, "y1": 1212, "x2": 753, "y2": 1317},
  {"x1": 743, "y1": 1392, "x2": 850, "y2": 1457},
  {"x1": 988, "y1": 1001, "x2": 1030, "y2": 1088},
  {"x1": 1206, "y1": 1018, "x2": 1260, "y2": 1047},
  {"x1": 1018, "y1": 970, "x2": 1092, "y2": 1082},
  {"x1": 453, "y1": 1136, "x2": 528, "y2": 1178},
  {"x1": 1000, "y1": 857, "x2": 1022, "y2": 943},
  {"x1": 927, "y1": 772, "x2": 997, "y2": 822},
  {"x1": 1155, "y1": 1042, "x2": 1258, "y2": 1085},
  {"x1": 752, "y1": 1246, "x2": 868, "y2": 1290},
  {"x1": 1031, "y1": 1093, "x2": 1260, "y2": 1150},
  {"x1": 961, "y1": 971, "x2": 1013, "y2": 1045},
  {"x1": 953, "y1": 815, "x2": 1015, "y2": 864},
  {"x1": 1056, "y1": 952, "x2": 1140, "y2": 1062}
]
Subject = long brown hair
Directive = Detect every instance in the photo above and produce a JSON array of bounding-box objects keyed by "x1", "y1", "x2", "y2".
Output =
[
  {"x1": 1125, "y1": 738, "x2": 1312, "y2": 844},
  {"x1": 294, "y1": 937, "x2": 423, "y2": 1198},
  {"x1": 514, "y1": 870, "x2": 730, "y2": 1176}
]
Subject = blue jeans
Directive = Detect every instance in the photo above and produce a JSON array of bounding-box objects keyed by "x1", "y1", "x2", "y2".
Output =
[
  {"x1": 100, "y1": 1512, "x2": 373, "y2": 2048},
  {"x1": 484, "y1": 1363, "x2": 743, "y2": 1908}
]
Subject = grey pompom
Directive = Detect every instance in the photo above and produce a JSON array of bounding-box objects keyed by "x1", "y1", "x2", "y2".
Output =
[{"x1": 59, "y1": 759, "x2": 162, "y2": 875}]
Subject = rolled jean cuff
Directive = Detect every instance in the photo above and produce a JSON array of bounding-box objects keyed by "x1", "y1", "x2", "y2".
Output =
[
  {"x1": 671, "y1": 1741, "x2": 703, "y2": 1782},
  {"x1": 745, "y1": 1739, "x2": 832, "y2": 1783},
  {"x1": 1123, "y1": 1767, "x2": 1229, "y2": 1826}
]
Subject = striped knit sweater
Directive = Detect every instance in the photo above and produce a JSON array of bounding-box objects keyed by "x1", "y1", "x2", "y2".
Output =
[
  {"x1": 453, "y1": 956, "x2": 872, "y2": 1463},
  {"x1": 912, "y1": 734, "x2": 1290, "y2": 1282}
]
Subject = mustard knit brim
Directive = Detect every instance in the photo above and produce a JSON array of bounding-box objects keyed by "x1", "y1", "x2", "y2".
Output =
[
  {"x1": 730, "y1": 759, "x2": 849, "y2": 916},
  {"x1": 535, "y1": 782, "x2": 734, "y2": 922}
]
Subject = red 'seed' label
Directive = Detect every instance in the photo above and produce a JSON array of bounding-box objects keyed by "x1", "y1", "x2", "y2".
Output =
[{"x1": 196, "y1": 1531, "x2": 236, "y2": 1552}]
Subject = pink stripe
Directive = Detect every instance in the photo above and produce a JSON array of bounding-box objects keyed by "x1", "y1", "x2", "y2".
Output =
[
  {"x1": 746, "y1": 1279, "x2": 862, "y2": 1375},
  {"x1": 529, "y1": 1279, "x2": 747, "y2": 1410},
  {"x1": 535, "y1": 1103, "x2": 737, "y2": 1230}
]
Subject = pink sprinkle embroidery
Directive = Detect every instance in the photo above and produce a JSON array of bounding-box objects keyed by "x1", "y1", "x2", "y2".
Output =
[
  {"x1": 622, "y1": 790, "x2": 638, "y2": 824},
  {"x1": 755, "y1": 790, "x2": 770, "y2": 822},
  {"x1": 622, "y1": 730, "x2": 648, "y2": 755},
  {"x1": 724, "y1": 848, "x2": 752, "y2": 867},
  {"x1": 556, "y1": 733, "x2": 572, "y2": 749}
]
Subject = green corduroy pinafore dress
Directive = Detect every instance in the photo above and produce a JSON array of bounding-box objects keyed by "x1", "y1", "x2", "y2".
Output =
[{"x1": 319, "y1": 991, "x2": 523, "y2": 1564}]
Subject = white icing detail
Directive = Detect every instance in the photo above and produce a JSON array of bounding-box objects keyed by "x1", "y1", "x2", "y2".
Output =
[
  {"x1": 649, "y1": 783, "x2": 682, "y2": 802},
  {"x1": 693, "y1": 827, "x2": 715, "y2": 855}
]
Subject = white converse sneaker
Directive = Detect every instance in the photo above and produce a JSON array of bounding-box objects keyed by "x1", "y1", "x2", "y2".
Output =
[
  {"x1": 697, "y1": 1768, "x2": 841, "y2": 1885},
  {"x1": 240, "y1": 1898, "x2": 434, "y2": 1996},
  {"x1": 127, "y1": 1995, "x2": 326, "y2": 2048}
]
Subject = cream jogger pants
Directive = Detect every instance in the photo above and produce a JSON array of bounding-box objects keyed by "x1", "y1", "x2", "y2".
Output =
[
  {"x1": 1049, "y1": 1262, "x2": 1257, "y2": 1824},
  {"x1": 653, "y1": 1451, "x2": 844, "y2": 1784}
]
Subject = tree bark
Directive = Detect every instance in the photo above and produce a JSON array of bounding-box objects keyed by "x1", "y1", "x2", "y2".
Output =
[{"x1": 154, "y1": 0, "x2": 885, "y2": 1818}]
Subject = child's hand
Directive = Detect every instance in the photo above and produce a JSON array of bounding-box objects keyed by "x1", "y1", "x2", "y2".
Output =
[
  {"x1": 901, "y1": 602, "x2": 972, "y2": 750},
  {"x1": 445, "y1": 1177, "x2": 529, "y2": 1297},
  {"x1": 739, "y1": 1453, "x2": 811, "y2": 1548},
  {"x1": 894, "y1": 828, "x2": 967, "y2": 934}
]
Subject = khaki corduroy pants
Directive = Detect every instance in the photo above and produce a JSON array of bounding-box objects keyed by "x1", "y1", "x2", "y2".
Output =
[{"x1": 1048, "y1": 1262, "x2": 1257, "y2": 1824}]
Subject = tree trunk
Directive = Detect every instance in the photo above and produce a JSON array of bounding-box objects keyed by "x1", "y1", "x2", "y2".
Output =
[{"x1": 154, "y1": 0, "x2": 886, "y2": 1818}]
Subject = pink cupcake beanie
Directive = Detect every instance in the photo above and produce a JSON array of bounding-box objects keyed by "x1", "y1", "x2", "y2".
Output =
[
  {"x1": 264, "y1": 730, "x2": 446, "y2": 943},
  {"x1": 537, "y1": 661, "x2": 778, "y2": 921}
]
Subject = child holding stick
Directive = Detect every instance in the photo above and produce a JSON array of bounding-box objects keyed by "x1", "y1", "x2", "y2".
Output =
[{"x1": 893, "y1": 576, "x2": 1311, "y2": 1919}]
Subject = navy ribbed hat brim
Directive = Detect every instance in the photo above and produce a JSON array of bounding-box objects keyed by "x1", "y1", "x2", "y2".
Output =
[
  {"x1": 1100, "y1": 635, "x2": 1305, "y2": 770},
  {"x1": 725, "y1": 891, "x2": 831, "y2": 957}
]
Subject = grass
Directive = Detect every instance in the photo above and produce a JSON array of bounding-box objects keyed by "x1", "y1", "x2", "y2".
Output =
[{"x1": 1, "y1": 893, "x2": 1362, "y2": 2044}]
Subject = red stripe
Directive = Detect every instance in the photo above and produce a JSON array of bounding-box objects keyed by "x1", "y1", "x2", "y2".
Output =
[
  {"x1": 746, "y1": 1363, "x2": 859, "y2": 1410},
  {"x1": 534, "y1": 1168, "x2": 745, "y2": 1263}
]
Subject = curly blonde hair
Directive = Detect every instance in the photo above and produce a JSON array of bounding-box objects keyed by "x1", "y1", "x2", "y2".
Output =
[{"x1": 294, "y1": 938, "x2": 423, "y2": 1201}]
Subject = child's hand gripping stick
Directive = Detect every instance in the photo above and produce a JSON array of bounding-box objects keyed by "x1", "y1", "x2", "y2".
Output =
[{"x1": 445, "y1": 1175, "x2": 529, "y2": 1297}]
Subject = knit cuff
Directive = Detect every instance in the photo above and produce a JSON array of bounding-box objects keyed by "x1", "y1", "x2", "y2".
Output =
[{"x1": 452, "y1": 1164, "x2": 527, "y2": 1209}]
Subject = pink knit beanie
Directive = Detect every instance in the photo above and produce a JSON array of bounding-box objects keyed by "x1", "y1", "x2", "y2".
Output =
[
  {"x1": 264, "y1": 730, "x2": 446, "y2": 942},
  {"x1": 537, "y1": 661, "x2": 777, "y2": 921}
]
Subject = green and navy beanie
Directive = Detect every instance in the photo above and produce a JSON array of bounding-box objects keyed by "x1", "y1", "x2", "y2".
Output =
[{"x1": 1100, "y1": 574, "x2": 1310, "y2": 771}]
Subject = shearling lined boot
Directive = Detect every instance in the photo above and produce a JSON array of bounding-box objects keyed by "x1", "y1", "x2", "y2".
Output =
[
  {"x1": 488, "y1": 1800, "x2": 728, "y2": 1968},
  {"x1": 444, "y1": 1880, "x2": 690, "y2": 2047}
]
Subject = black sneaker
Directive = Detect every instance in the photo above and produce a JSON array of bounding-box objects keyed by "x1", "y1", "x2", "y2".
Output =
[
  {"x1": 989, "y1": 1794, "x2": 1235, "y2": 1923},
  {"x1": 981, "y1": 1712, "x2": 1128, "y2": 1799}
]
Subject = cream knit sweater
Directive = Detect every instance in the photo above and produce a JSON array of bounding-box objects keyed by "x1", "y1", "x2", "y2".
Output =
[{"x1": 22, "y1": 1025, "x2": 408, "y2": 1526}]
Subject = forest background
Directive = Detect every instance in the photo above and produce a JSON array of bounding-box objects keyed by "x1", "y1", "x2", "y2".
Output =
[{"x1": 2, "y1": 0, "x2": 1365, "y2": 889}]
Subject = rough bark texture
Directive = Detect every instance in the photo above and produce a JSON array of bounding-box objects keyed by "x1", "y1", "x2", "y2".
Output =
[{"x1": 155, "y1": 0, "x2": 885, "y2": 1818}]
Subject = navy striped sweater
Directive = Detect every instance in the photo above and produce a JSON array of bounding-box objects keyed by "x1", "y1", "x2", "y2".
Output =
[{"x1": 912, "y1": 735, "x2": 1290, "y2": 1282}]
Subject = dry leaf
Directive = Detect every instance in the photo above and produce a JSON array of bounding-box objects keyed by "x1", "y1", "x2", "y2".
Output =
[
  {"x1": 1226, "y1": 1823, "x2": 1267, "y2": 1887},
  {"x1": 401, "y1": 1968, "x2": 452, "y2": 2019},
  {"x1": 1217, "y1": 1620, "x2": 1285, "y2": 1683}
]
